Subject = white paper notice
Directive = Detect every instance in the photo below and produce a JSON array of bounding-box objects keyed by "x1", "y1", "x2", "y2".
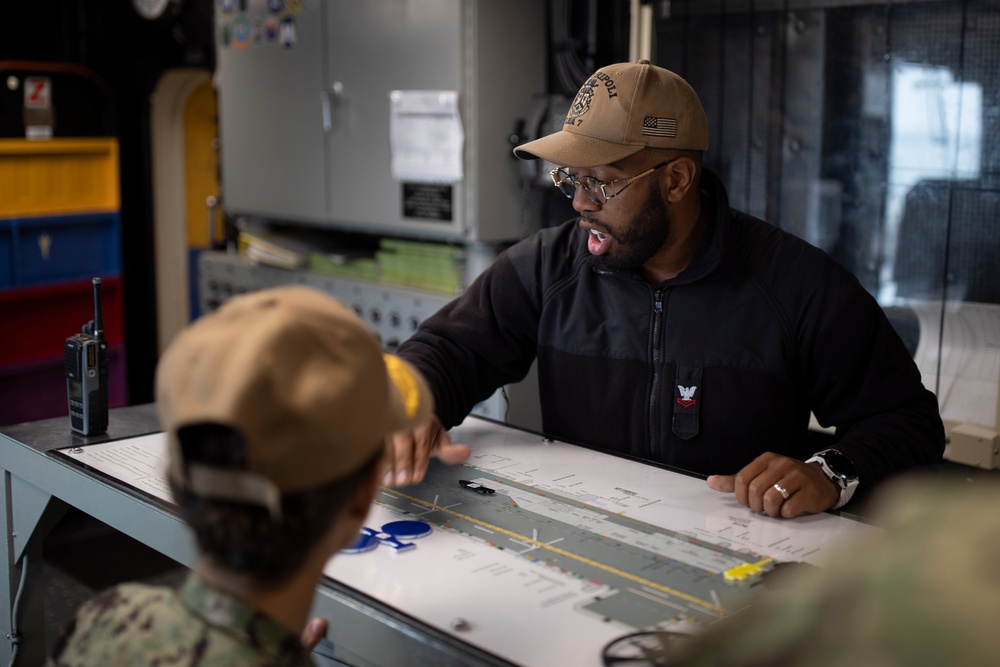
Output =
[
  {"x1": 389, "y1": 90, "x2": 464, "y2": 183},
  {"x1": 61, "y1": 433, "x2": 174, "y2": 502}
]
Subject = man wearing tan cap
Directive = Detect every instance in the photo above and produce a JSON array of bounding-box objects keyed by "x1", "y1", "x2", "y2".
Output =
[
  {"x1": 392, "y1": 60, "x2": 944, "y2": 519},
  {"x1": 49, "y1": 286, "x2": 434, "y2": 666}
]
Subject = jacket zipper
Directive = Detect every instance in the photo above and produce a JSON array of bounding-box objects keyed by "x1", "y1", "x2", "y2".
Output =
[{"x1": 649, "y1": 289, "x2": 665, "y2": 459}]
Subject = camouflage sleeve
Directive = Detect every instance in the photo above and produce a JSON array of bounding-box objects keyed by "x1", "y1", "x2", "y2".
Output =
[
  {"x1": 48, "y1": 584, "x2": 178, "y2": 666},
  {"x1": 48, "y1": 578, "x2": 313, "y2": 667}
]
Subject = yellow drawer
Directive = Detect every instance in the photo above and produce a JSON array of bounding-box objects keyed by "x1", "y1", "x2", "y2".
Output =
[{"x1": 0, "y1": 138, "x2": 120, "y2": 217}]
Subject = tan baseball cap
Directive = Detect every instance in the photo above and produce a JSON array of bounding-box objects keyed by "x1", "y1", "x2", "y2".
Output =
[
  {"x1": 156, "y1": 286, "x2": 433, "y2": 518},
  {"x1": 514, "y1": 60, "x2": 709, "y2": 168}
]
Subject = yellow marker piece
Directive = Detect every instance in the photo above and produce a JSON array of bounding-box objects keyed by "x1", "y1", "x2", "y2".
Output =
[{"x1": 723, "y1": 557, "x2": 774, "y2": 584}]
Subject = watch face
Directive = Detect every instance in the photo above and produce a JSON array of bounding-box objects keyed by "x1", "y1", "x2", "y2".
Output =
[
  {"x1": 822, "y1": 450, "x2": 859, "y2": 480},
  {"x1": 133, "y1": 0, "x2": 174, "y2": 20}
]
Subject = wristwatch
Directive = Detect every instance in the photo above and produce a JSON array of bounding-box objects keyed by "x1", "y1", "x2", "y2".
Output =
[{"x1": 806, "y1": 449, "x2": 859, "y2": 510}]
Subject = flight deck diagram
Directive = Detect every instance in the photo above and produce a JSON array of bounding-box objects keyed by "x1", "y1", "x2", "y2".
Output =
[
  {"x1": 374, "y1": 463, "x2": 768, "y2": 628},
  {"x1": 327, "y1": 420, "x2": 879, "y2": 666},
  {"x1": 59, "y1": 419, "x2": 879, "y2": 667}
]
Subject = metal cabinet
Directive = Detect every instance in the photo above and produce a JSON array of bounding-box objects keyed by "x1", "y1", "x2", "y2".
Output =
[{"x1": 215, "y1": 0, "x2": 545, "y2": 243}]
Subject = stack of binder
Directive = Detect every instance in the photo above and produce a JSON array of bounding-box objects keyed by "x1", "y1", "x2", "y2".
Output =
[
  {"x1": 238, "y1": 227, "x2": 465, "y2": 295},
  {"x1": 308, "y1": 251, "x2": 380, "y2": 281},
  {"x1": 237, "y1": 229, "x2": 313, "y2": 269},
  {"x1": 375, "y1": 238, "x2": 464, "y2": 294}
]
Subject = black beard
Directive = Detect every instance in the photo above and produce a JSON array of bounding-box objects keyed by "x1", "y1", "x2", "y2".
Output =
[{"x1": 594, "y1": 182, "x2": 671, "y2": 272}]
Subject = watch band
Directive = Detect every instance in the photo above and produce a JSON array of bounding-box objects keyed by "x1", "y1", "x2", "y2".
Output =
[{"x1": 806, "y1": 449, "x2": 859, "y2": 510}]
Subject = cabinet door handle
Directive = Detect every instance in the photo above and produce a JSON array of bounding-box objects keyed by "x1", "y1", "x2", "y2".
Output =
[
  {"x1": 206, "y1": 195, "x2": 218, "y2": 248},
  {"x1": 321, "y1": 82, "x2": 344, "y2": 132},
  {"x1": 321, "y1": 91, "x2": 331, "y2": 132},
  {"x1": 38, "y1": 232, "x2": 52, "y2": 260}
]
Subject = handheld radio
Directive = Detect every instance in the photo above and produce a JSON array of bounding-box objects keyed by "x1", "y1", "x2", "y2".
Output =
[{"x1": 65, "y1": 277, "x2": 109, "y2": 435}]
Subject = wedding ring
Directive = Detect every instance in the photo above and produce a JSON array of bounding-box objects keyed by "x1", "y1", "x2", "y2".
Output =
[{"x1": 773, "y1": 483, "x2": 790, "y2": 500}]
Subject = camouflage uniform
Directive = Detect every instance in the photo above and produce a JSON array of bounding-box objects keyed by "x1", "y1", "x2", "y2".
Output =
[
  {"x1": 672, "y1": 476, "x2": 1000, "y2": 667},
  {"x1": 48, "y1": 573, "x2": 314, "y2": 666}
]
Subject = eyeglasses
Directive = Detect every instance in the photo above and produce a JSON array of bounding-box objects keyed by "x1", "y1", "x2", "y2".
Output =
[{"x1": 549, "y1": 159, "x2": 676, "y2": 205}]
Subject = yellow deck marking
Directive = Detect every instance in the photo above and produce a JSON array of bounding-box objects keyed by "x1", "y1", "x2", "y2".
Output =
[{"x1": 383, "y1": 486, "x2": 733, "y2": 615}]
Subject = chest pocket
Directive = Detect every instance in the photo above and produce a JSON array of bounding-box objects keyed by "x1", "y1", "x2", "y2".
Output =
[{"x1": 672, "y1": 366, "x2": 702, "y2": 440}]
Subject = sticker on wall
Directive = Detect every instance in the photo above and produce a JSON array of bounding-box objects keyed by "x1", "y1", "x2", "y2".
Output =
[
  {"x1": 217, "y1": 0, "x2": 314, "y2": 51},
  {"x1": 279, "y1": 16, "x2": 297, "y2": 51},
  {"x1": 24, "y1": 76, "x2": 54, "y2": 139},
  {"x1": 23, "y1": 76, "x2": 51, "y2": 110},
  {"x1": 263, "y1": 15, "x2": 279, "y2": 42},
  {"x1": 251, "y1": 17, "x2": 265, "y2": 46},
  {"x1": 231, "y1": 13, "x2": 252, "y2": 49}
]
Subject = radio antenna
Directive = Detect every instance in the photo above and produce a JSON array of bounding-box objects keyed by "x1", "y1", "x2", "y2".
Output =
[{"x1": 92, "y1": 277, "x2": 104, "y2": 340}]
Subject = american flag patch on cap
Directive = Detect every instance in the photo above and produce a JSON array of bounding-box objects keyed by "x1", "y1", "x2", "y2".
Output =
[{"x1": 642, "y1": 116, "x2": 678, "y2": 138}]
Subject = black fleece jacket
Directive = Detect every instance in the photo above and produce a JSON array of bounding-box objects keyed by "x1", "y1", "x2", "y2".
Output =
[{"x1": 398, "y1": 169, "x2": 945, "y2": 498}]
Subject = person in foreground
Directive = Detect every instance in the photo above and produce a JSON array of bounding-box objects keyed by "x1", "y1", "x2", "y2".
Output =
[
  {"x1": 669, "y1": 475, "x2": 1000, "y2": 666},
  {"x1": 392, "y1": 59, "x2": 944, "y2": 518},
  {"x1": 48, "y1": 286, "x2": 434, "y2": 666}
]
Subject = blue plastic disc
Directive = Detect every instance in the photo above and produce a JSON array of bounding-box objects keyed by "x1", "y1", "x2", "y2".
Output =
[
  {"x1": 381, "y1": 520, "x2": 432, "y2": 540},
  {"x1": 340, "y1": 528, "x2": 379, "y2": 554}
]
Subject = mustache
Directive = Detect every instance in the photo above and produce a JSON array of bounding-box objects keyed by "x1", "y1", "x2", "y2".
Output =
[{"x1": 581, "y1": 215, "x2": 609, "y2": 231}]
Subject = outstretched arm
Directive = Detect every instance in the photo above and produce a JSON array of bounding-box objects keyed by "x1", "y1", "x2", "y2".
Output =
[{"x1": 384, "y1": 415, "x2": 470, "y2": 486}]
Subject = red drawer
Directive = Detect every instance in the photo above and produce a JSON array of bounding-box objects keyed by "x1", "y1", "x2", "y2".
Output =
[
  {"x1": 0, "y1": 343, "x2": 127, "y2": 427},
  {"x1": 0, "y1": 276, "x2": 124, "y2": 366}
]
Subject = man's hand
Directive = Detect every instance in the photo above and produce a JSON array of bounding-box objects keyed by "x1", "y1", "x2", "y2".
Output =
[
  {"x1": 706, "y1": 452, "x2": 839, "y2": 518},
  {"x1": 385, "y1": 415, "x2": 471, "y2": 486}
]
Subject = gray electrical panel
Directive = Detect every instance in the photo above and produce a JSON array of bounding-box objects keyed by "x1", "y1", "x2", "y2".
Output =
[
  {"x1": 198, "y1": 252, "x2": 542, "y2": 431},
  {"x1": 214, "y1": 0, "x2": 546, "y2": 243}
]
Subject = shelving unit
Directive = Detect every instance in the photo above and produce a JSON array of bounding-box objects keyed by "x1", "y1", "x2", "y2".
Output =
[{"x1": 0, "y1": 138, "x2": 127, "y2": 426}]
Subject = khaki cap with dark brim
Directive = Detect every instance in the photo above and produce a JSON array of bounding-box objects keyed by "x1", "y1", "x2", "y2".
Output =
[
  {"x1": 156, "y1": 286, "x2": 433, "y2": 519},
  {"x1": 514, "y1": 60, "x2": 709, "y2": 168}
]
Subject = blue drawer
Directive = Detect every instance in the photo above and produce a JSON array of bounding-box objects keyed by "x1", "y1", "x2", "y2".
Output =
[{"x1": 9, "y1": 212, "x2": 120, "y2": 287}]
